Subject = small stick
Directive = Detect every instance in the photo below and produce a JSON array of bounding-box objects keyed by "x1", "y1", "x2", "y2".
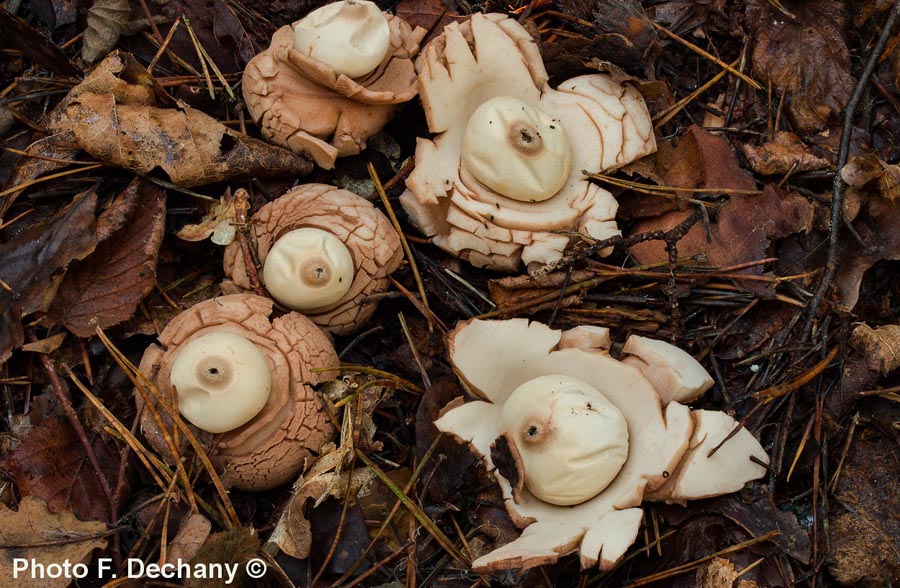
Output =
[
  {"x1": 803, "y1": 2, "x2": 900, "y2": 335},
  {"x1": 652, "y1": 22, "x2": 762, "y2": 90},
  {"x1": 29, "y1": 337, "x2": 115, "y2": 522},
  {"x1": 148, "y1": 16, "x2": 182, "y2": 73},
  {"x1": 369, "y1": 163, "x2": 433, "y2": 332}
]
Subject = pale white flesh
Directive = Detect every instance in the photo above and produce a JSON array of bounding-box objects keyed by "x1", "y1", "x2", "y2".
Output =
[
  {"x1": 293, "y1": 0, "x2": 391, "y2": 79},
  {"x1": 263, "y1": 227, "x2": 355, "y2": 311},
  {"x1": 499, "y1": 375, "x2": 629, "y2": 505},
  {"x1": 170, "y1": 332, "x2": 271, "y2": 433}
]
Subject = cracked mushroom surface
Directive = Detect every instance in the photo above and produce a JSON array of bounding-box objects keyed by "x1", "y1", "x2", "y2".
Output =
[
  {"x1": 399, "y1": 13, "x2": 656, "y2": 271},
  {"x1": 242, "y1": 0, "x2": 426, "y2": 169},
  {"x1": 434, "y1": 319, "x2": 769, "y2": 572},
  {"x1": 223, "y1": 184, "x2": 403, "y2": 335},
  {"x1": 138, "y1": 293, "x2": 339, "y2": 491}
]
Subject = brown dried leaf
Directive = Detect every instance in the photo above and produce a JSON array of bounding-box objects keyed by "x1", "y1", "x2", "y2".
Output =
[
  {"x1": 0, "y1": 190, "x2": 99, "y2": 363},
  {"x1": 747, "y1": 0, "x2": 853, "y2": 132},
  {"x1": 741, "y1": 132, "x2": 831, "y2": 176},
  {"x1": 630, "y1": 185, "x2": 812, "y2": 295},
  {"x1": 3, "y1": 52, "x2": 311, "y2": 215},
  {"x1": 841, "y1": 153, "x2": 900, "y2": 200},
  {"x1": 67, "y1": 89, "x2": 311, "y2": 187},
  {"x1": 82, "y1": 0, "x2": 132, "y2": 64},
  {"x1": 6, "y1": 416, "x2": 120, "y2": 522},
  {"x1": 829, "y1": 423, "x2": 900, "y2": 586},
  {"x1": 267, "y1": 451, "x2": 376, "y2": 559},
  {"x1": 0, "y1": 497, "x2": 107, "y2": 588},
  {"x1": 850, "y1": 323, "x2": 900, "y2": 374},
  {"x1": 176, "y1": 190, "x2": 237, "y2": 245},
  {"x1": 628, "y1": 127, "x2": 813, "y2": 295},
  {"x1": 47, "y1": 179, "x2": 166, "y2": 336},
  {"x1": 166, "y1": 513, "x2": 212, "y2": 565},
  {"x1": 696, "y1": 557, "x2": 758, "y2": 588},
  {"x1": 20, "y1": 333, "x2": 67, "y2": 354}
]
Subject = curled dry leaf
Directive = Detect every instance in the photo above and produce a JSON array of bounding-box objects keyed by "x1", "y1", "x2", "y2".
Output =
[
  {"x1": 267, "y1": 451, "x2": 376, "y2": 559},
  {"x1": 82, "y1": 0, "x2": 165, "y2": 64},
  {"x1": 0, "y1": 497, "x2": 107, "y2": 588},
  {"x1": 3, "y1": 52, "x2": 311, "y2": 217},
  {"x1": 850, "y1": 323, "x2": 900, "y2": 374},
  {"x1": 740, "y1": 132, "x2": 831, "y2": 176},
  {"x1": 176, "y1": 189, "x2": 238, "y2": 245}
]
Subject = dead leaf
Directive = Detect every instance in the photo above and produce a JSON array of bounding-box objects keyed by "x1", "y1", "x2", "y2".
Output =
[
  {"x1": 2, "y1": 52, "x2": 311, "y2": 216},
  {"x1": 0, "y1": 497, "x2": 107, "y2": 588},
  {"x1": 83, "y1": 0, "x2": 132, "y2": 64},
  {"x1": 6, "y1": 416, "x2": 120, "y2": 522},
  {"x1": 627, "y1": 128, "x2": 813, "y2": 295},
  {"x1": 747, "y1": 0, "x2": 853, "y2": 132},
  {"x1": 850, "y1": 323, "x2": 900, "y2": 374},
  {"x1": 166, "y1": 513, "x2": 212, "y2": 565},
  {"x1": 21, "y1": 333, "x2": 67, "y2": 354},
  {"x1": 267, "y1": 452, "x2": 376, "y2": 560},
  {"x1": 697, "y1": 557, "x2": 758, "y2": 588},
  {"x1": 741, "y1": 132, "x2": 832, "y2": 176},
  {"x1": 631, "y1": 186, "x2": 813, "y2": 295},
  {"x1": 67, "y1": 90, "x2": 310, "y2": 187},
  {"x1": 829, "y1": 422, "x2": 900, "y2": 585},
  {"x1": 176, "y1": 189, "x2": 237, "y2": 245},
  {"x1": 46, "y1": 179, "x2": 166, "y2": 337},
  {"x1": 841, "y1": 153, "x2": 900, "y2": 200},
  {"x1": 0, "y1": 190, "x2": 99, "y2": 363}
]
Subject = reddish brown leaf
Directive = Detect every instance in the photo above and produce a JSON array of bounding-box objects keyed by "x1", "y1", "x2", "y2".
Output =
[
  {"x1": 630, "y1": 185, "x2": 813, "y2": 296},
  {"x1": 747, "y1": 0, "x2": 853, "y2": 133},
  {"x1": 0, "y1": 190, "x2": 99, "y2": 363},
  {"x1": 47, "y1": 179, "x2": 166, "y2": 337},
  {"x1": 6, "y1": 416, "x2": 119, "y2": 522},
  {"x1": 741, "y1": 132, "x2": 831, "y2": 176}
]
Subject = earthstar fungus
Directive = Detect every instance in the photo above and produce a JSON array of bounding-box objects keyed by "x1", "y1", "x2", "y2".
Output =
[
  {"x1": 223, "y1": 184, "x2": 403, "y2": 335},
  {"x1": 138, "y1": 293, "x2": 339, "y2": 491},
  {"x1": 435, "y1": 319, "x2": 769, "y2": 571},
  {"x1": 243, "y1": 0, "x2": 426, "y2": 169},
  {"x1": 400, "y1": 13, "x2": 656, "y2": 270}
]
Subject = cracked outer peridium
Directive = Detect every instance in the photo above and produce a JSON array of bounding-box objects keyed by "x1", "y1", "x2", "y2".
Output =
[
  {"x1": 222, "y1": 184, "x2": 404, "y2": 336},
  {"x1": 399, "y1": 13, "x2": 657, "y2": 271},
  {"x1": 242, "y1": 13, "x2": 426, "y2": 169},
  {"x1": 137, "y1": 293, "x2": 339, "y2": 491}
]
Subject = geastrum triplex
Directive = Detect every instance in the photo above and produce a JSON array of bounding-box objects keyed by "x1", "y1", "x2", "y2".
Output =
[
  {"x1": 436, "y1": 319, "x2": 769, "y2": 571},
  {"x1": 400, "y1": 13, "x2": 656, "y2": 271}
]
